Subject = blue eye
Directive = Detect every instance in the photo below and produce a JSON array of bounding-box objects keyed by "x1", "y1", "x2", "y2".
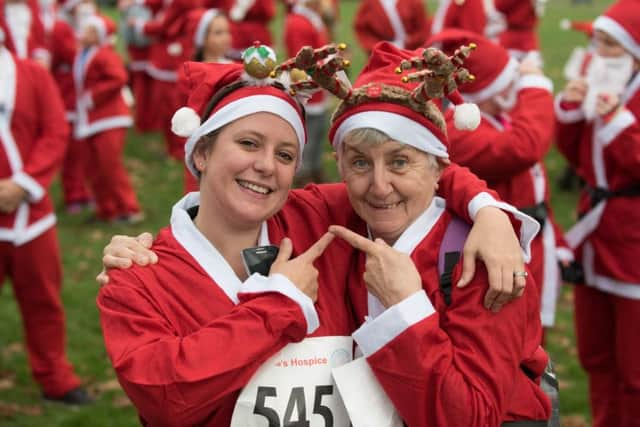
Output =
[
  {"x1": 352, "y1": 158, "x2": 369, "y2": 169},
  {"x1": 392, "y1": 158, "x2": 408, "y2": 169}
]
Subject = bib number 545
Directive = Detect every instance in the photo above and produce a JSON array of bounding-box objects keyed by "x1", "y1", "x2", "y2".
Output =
[{"x1": 253, "y1": 385, "x2": 335, "y2": 427}]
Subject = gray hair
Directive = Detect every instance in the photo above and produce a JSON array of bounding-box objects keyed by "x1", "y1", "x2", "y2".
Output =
[{"x1": 342, "y1": 127, "x2": 441, "y2": 171}]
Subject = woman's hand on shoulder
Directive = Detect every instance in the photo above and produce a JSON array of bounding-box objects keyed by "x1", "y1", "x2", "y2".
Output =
[
  {"x1": 96, "y1": 232, "x2": 158, "y2": 287},
  {"x1": 459, "y1": 207, "x2": 527, "y2": 312}
]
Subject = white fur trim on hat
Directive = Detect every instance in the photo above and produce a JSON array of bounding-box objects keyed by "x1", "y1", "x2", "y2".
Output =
[
  {"x1": 194, "y1": 9, "x2": 220, "y2": 48},
  {"x1": 184, "y1": 95, "x2": 306, "y2": 177},
  {"x1": 171, "y1": 107, "x2": 201, "y2": 137},
  {"x1": 453, "y1": 103, "x2": 481, "y2": 130},
  {"x1": 61, "y1": 0, "x2": 82, "y2": 12},
  {"x1": 462, "y1": 57, "x2": 520, "y2": 104},
  {"x1": 594, "y1": 15, "x2": 640, "y2": 59},
  {"x1": 85, "y1": 15, "x2": 107, "y2": 44},
  {"x1": 332, "y1": 111, "x2": 449, "y2": 159}
]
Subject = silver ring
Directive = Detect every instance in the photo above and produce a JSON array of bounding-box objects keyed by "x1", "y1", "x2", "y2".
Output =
[{"x1": 513, "y1": 271, "x2": 528, "y2": 278}]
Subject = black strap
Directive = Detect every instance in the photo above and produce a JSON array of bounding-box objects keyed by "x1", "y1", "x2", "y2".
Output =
[
  {"x1": 439, "y1": 251, "x2": 461, "y2": 306},
  {"x1": 586, "y1": 185, "x2": 640, "y2": 206}
]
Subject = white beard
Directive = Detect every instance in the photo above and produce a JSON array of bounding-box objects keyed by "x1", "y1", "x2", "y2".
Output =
[{"x1": 583, "y1": 53, "x2": 635, "y2": 120}]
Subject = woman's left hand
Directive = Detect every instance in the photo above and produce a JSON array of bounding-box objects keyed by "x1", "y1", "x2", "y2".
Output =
[
  {"x1": 459, "y1": 207, "x2": 527, "y2": 312},
  {"x1": 329, "y1": 225, "x2": 422, "y2": 308}
]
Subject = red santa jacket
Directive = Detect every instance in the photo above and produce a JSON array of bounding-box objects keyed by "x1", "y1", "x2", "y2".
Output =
[
  {"x1": 447, "y1": 75, "x2": 555, "y2": 292},
  {"x1": 0, "y1": 0, "x2": 48, "y2": 62},
  {"x1": 354, "y1": 0, "x2": 429, "y2": 52},
  {"x1": 284, "y1": 4, "x2": 328, "y2": 113},
  {"x1": 431, "y1": 0, "x2": 539, "y2": 56},
  {"x1": 72, "y1": 44, "x2": 132, "y2": 139},
  {"x1": 347, "y1": 202, "x2": 550, "y2": 426},
  {"x1": 49, "y1": 18, "x2": 77, "y2": 120},
  {"x1": 140, "y1": 0, "x2": 202, "y2": 81},
  {"x1": 0, "y1": 47, "x2": 68, "y2": 245},
  {"x1": 555, "y1": 72, "x2": 640, "y2": 298},
  {"x1": 229, "y1": 0, "x2": 274, "y2": 50}
]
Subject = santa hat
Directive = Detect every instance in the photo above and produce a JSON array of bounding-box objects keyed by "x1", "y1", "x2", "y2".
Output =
[
  {"x1": 328, "y1": 41, "x2": 480, "y2": 159},
  {"x1": 560, "y1": 19, "x2": 594, "y2": 38},
  {"x1": 427, "y1": 29, "x2": 519, "y2": 104},
  {"x1": 171, "y1": 43, "x2": 307, "y2": 177},
  {"x1": 191, "y1": 8, "x2": 223, "y2": 49},
  {"x1": 83, "y1": 14, "x2": 115, "y2": 45},
  {"x1": 593, "y1": 0, "x2": 640, "y2": 59},
  {"x1": 0, "y1": 27, "x2": 4, "y2": 44},
  {"x1": 59, "y1": 0, "x2": 82, "y2": 12}
]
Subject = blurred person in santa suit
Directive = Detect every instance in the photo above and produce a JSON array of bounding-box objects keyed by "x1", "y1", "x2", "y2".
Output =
[
  {"x1": 0, "y1": 27, "x2": 92, "y2": 406},
  {"x1": 428, "y1": 29, "x2": 574, "y2": 343},
  {"x1": 0, "y1": 0, "x2": 49, "y2": 66},
  {"x1": 45, "y1": 0, "x2": 95, "y2": 214},
  {"x1": 125, "y1": 0, "x2": 202, "y2": 160},
  {"x1": 72, "y1": 15, "x2": 143, "y2": 224},
  {"x1": 353, "y1": 0, "x2": 430, "y2": 54},
  {"x1": 431, "y1": 0, "x2": 546, "y2": 66},
  {"x1": 555, "y1": 1, "x2": 640, "y2": 425},
  {"x1": 284, "y1": 0, "x2": 331, "y2": 185}
]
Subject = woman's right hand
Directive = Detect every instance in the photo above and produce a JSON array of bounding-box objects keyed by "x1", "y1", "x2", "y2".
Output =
[
  {"x1": 562, "y1": 79, "x2": 588, "y2": 104},
  {"x1": 96, "y1": 232, "x2": 158, "y2": 286},
  {"x1": 268, "y1": 233, "x2": 335, "y2": 302}
]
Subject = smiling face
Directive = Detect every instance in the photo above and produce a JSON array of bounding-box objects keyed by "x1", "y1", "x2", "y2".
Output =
[
  {"x1": 337, "y1": 128, "x2": 442, "y2": 245},
  {"x1": 193, "y1": 112, "x2": 299, "y2": 230}
]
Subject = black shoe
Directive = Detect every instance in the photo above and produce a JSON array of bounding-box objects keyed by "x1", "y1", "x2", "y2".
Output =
[{"x1": 43, "y1": 387, "x2": 94, "y2": 406}]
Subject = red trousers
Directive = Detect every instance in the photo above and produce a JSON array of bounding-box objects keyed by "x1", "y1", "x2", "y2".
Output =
[
  {"x1": 575, "y1": 285, "x2": 640, "y2": 427},
  {"x1": 131, "y1": 70, "x2": 159, "y2": 133},
  {"x1": 0, "y1": 228, "x2": 80, "y2": 396},
  {"x1": 61, "y1": 134, "x2": 91, "y2": 206},
  {"x1": 81, "y1": 128, "x2": 141, "y2": 221},
  {"x1": 148, "y1": 79, "x2": 184, "y2": 160}
]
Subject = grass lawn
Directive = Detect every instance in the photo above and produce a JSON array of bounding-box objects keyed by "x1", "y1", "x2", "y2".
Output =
[{"x1": 0, "y1": 0, "x2": 613, "y2": 425}]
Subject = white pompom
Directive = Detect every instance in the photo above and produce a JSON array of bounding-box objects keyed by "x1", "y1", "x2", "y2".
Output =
[
  {"x1": 560, "y1": 19, "x2": 571, "y2": 30},
  {"x1": 171, "y1": 107, "x2": 201, "y2": 137},
  {"x1": 454, "y1": 103, "x2": 481, "y2": 131}
]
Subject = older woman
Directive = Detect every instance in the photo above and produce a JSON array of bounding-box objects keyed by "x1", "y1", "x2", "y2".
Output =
[{"x1": 326, "y1": 42, "x2": 551, "y2": 425}]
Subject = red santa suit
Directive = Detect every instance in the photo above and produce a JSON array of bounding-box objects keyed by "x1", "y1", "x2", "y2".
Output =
[
  {"x1": 136, "y1": 0, "x2": 202, "y2": 159},
  {"x1": 344, "y1": 202, "x2": 550, "y2": 426},
  {"x1": 0, "y1": 43, "x2": 81, "y2": 397},
  {"x1": 554, "y1": 2, "x2": 640, "y2": 425},
  {"x1": 427, "y1": 30, "x2": 568, "y2": 330},
  {"x1": 431, "y1": 0, "x2": 542, "y2": 64},
  {"x1": 284, "y1": 1, "x2": 330, "y2": 178},
  {"x1": 353, "y1": 0, "x2": 429, "y2": 52},
  {"x1": 48, "y1": 17, "x2": 92, "y2": 208},
  {"x1": 73, "y1": 15, "x2": 141, "y2": 221},
  {"x1": 0, "y1": 0, "x2": 49, "y2": 63},
  {"x1": 228, "y1": 0, "x2": 274, "y2": 54},
  {"x1": 123, "y1": 0, "x2": 163, "y2": 132}
]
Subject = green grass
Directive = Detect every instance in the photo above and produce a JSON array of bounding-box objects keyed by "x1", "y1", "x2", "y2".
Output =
[{"x1": 0, "y1": 0, "x2": 612, "y2": 425}]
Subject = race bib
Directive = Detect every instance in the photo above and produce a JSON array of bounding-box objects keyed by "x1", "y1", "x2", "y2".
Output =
[
  {"x1": 231, "y1": 336, "x2": 353, "y2": 427},
  {"x1": 332, "y1": 357, "x2": 403, "y2": 427}
]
